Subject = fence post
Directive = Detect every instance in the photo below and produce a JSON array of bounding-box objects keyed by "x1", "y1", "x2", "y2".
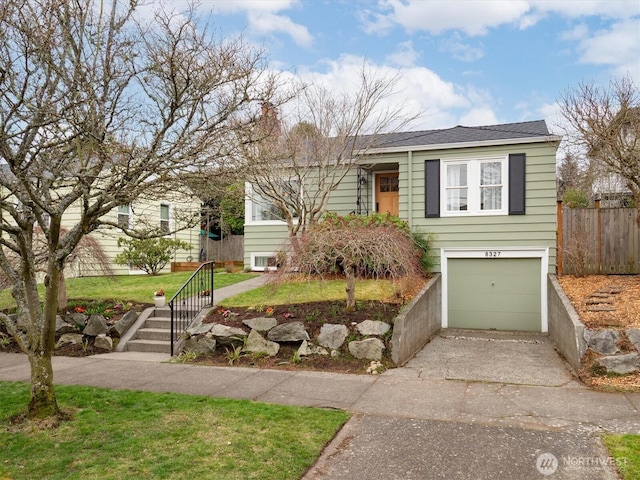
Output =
[
  {"x1": 557, "y1": 200, "x2": 563, "y2": 275},
  {"x1": 595, "y1": 198, "x2": 601, "y2": 274}
]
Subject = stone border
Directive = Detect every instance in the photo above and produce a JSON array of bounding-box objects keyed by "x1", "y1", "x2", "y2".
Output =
[
  {"x1": 391, "y1": 274, "x2": 442, "y2": 366},
  {"x1": 547, "y1": 274, "x2": 587, "y2": 372}
]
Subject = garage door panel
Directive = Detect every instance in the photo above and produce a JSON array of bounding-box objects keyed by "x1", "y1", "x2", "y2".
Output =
[{"x1": 448, "y1": 257, "x2": 541, "y2": 331}]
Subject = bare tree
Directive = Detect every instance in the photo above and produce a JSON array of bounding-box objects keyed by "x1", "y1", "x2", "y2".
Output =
[
  {"x1": 559, "y1": 75, "x2": 640, "y2": 224},
  {"x1": 0, "y1": 0, "x2": 278, "y2": 419},
  {"x1": 278, "y1": 213, "x2": 428, "y2": 310},
  {"x1": 240, "y1": 67, "x2": 418, "y2": 240}
]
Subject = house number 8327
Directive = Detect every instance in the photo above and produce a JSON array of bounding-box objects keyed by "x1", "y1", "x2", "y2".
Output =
[{"x1": 485, "y1": 251, "x2": 501, "y2": 258}]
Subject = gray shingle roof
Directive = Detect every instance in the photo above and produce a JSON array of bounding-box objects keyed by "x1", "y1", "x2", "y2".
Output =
[{"x1": 367, "y1": 120, "x2": 553, "y2": 150}]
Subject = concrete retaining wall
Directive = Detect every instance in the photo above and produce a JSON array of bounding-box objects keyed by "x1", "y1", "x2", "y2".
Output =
[
  {"x1": 391, "y1": 274, "x2": 442, "y2": 366},
  {"x1": 547, "y1": 274, "x2": 587, "y2": 372}
]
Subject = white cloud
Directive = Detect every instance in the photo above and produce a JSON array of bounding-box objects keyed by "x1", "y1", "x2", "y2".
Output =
[
  {"x1": 361, "y1": 0, "x2": 531, "y2": 36},
  {"x1": 458, "y1": 108, "x2": 499, "y2": 126},
  {"x1": 574, "y1": 19, "x2": 640, "y2": 82},
  {"x1": 439, "y1": 35, "x2": 484, "y2": 62},
  {"x1": 386, "y1": 41, "x2": 419, "y2": 67},
  {"x1": 360, "y1": 0, "x2": 639, "y2": 37},
  {"x1": 248, "y1": 11, "x2": 313, "y2": 47}
]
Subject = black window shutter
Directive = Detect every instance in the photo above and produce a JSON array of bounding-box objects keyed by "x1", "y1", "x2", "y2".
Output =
[
  {"x1": 509, "y1": 153, "x2": 526, "y2": 215},
  {"x1": 425, "y1": 159, "x2": 440, "y2": 218}
]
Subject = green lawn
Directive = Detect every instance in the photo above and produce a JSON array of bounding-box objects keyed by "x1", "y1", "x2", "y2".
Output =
[
  {"x1": 0, "y1": 381, "x2": 349, "y2": 480},
  {"x1": 0, "y1": 272, "x2": 257, "y2": 311},
  {"x1": 219, "y1": 278, "x2": 400, "y2": 308},
  {"x1": 602, "y1": 434, "x2": 640, "y2": 480}
]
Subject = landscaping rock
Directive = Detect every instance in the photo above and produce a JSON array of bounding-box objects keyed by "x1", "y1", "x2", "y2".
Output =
[
  {"x1": 56, "y1": 333, "x2": 84, "y2": 348},
  {"x1": 267, "y1": 322, "x2": 310, "y2": 342},
  {"x1": 66, "y1": 312, "x2": 88, "y2": 328},
  {"x1": 94, "y1": 334, "x2": 113, "y2": 351},
  {"x1": 595, "y1": 353, "x2": 640, "y2": 375},
  {"x1": 626, "y1": 329, "x2": 640, "y2": 352},
  {"x1": 297, "y1": 341, "x2": 328, "y2": 356},
  {"x1": 209, "y1": 324, "x2": 247, "y2": 345},
  {"x1": 186, "y1": 323, "x2": 213, "y2": 336},
  {"x1": 317, "y1": 324, "x2": 348, "y2": 350},
  {"x1": 584, "y1": 329, "x2": 619, "y2": 355},
  {"x1": 243, "y1": 317, "x2": 278, "y2": 332},
  {"x1": 348, "y1": 338, "x2": 385, "y2": 360},
  {"x1": 356, "y1": 320, "x2": 391, "y2": 336},
  {"x1": 243, "y1": 330, "x2": 279, "y2": 357},
  {"x1": 55, "y1": 316, "x2": 78, "y2": 336},
  {"x1": 183, "y1": 336, "x2": 217, "y2": 355},
  {"x1": 110, "y1": 310, "x2": 138, "y2": 337},
  {"x1": 83, "y1": 315, "x2": 109, "y2": 336}
]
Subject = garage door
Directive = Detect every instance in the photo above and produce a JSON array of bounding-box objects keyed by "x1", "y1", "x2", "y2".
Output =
[{"x1": 447, "y1": 257, "x2": 541, "y2": 331}]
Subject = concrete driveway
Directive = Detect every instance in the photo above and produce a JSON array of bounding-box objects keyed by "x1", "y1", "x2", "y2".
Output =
[{"x1": 386, "y1": 328, "x2": 578, "y2": 387}]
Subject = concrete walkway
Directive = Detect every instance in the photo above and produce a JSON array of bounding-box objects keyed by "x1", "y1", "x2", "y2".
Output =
[{"x1": 1, "y1": 275, "x2": 638, "y2": 479}]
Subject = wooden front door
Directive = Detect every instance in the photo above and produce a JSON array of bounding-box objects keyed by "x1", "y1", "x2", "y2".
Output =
[{"x1": 376, "y1": 173, "x2": 399, "y2": 216}]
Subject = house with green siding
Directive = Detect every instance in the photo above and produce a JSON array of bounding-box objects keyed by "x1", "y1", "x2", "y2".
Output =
[{"x1": 244, "y1": 120, "x2": 561, "y2": 332}]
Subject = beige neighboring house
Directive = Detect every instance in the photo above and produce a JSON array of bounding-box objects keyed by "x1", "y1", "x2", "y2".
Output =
[{"x1": 65, "y1": 193, "x2": 202, "y2": 277}]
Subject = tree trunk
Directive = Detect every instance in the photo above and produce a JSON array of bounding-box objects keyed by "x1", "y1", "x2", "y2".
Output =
[
  {"x1": 58, "y1": 271, "x2": 68, "y2": 311},
  {"x1": 345, "y1": 264, "x2": 356, "y2": 311},
  {"x1": 26, "y1": 262, "x2": 61, "y2": 419},
  {"x1": 28, "y1": 350, "x2": 60, "y2": 418}
]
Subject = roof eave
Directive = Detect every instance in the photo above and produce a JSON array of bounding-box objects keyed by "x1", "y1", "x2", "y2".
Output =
[{"x1": 358, "y1": 134, "x2": 563, "y2": 156}]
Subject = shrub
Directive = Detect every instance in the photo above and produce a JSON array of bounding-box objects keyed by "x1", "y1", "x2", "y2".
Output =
[
  {"x1": 563, "y1": 188, "x2": 590, "y2": 208},
  {"x1": 115, "y1": 238, "x2": 192, "y2": 275}
]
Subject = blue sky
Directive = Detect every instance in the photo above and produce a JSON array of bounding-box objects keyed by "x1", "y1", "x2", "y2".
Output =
[{"x1": 170, "y1": 0, "x2": 639, "y2": 133}]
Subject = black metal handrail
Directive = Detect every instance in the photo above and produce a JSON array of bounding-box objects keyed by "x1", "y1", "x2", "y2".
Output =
[{"x1": 169, "y1": 260, "x2": 215, "y2": 356}]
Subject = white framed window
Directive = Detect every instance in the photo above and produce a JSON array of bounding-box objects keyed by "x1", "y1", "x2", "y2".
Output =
[
  {"x1": 160, "y1": 204, "x2": 170, "y2": 234},
  {"x1": 441, "y1": 156, "x2": 508, "y2": 216},
  {"x1": 245, "y1": 182, "x2": 300, "y2": 225},
  {"x1": 251, "y1": 253, "x2": 278, "y2": 271},
  {"x1": 117, "y1": 204, "x2": 131, "y2": 229}
]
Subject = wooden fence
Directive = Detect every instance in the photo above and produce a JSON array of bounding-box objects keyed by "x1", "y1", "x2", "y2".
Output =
[
  {"x1": 201, "y1": 235, "x2": 244, "y2": 263},
  {"x1": 558, "y1": 202, "x2": 640, "y2": 274}
]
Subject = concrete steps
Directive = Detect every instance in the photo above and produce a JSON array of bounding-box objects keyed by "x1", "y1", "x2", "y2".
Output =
[{"x1": 126, "y1": 308, "x2": 172, "y2": 354}]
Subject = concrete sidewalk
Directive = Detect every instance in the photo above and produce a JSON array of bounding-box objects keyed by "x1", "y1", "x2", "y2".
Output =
[{"x1": 1, "y1": 350, "x2": 638, "y2": 479}]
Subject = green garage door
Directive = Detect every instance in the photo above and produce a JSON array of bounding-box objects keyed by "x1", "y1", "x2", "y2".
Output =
[{"x1": 448, "y1": 258, "x2": 541, "y2": 331}]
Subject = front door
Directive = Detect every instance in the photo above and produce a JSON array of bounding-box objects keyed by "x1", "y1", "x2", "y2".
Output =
[{"x1": 376, "y1": 173, "x2": 399, "y2": 216}]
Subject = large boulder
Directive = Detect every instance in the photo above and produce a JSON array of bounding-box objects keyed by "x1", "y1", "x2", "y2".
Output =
[
  {"x1": 183, "y1": 336, "x2": 217, "y2": 355},
  {"x1": 626, "y1": 329, "x2": 640, "y2": 352},
  {"x1": 243, "y1": 317, "x2": 278, "y2": 332},
  {"x1": 186, "y1": 323, "x2": 213, "y2": 336},
  {"x1": 298, "y1": 340, "x2": 328, "y2": 356},
  {"x1": 317, "y1": 324, "x2": 348, "y2": 350},
  {"x1": 356, "y1": 320, "x2": 391, "y2": 336},
  {"x1": 94, "y1": 334, "x2": 113, "y2": 351},
  {"x1": 83, "y1": 315, "x2": 109, "y2": 336},
  {"x1": 209, "y1": 324, "x2": 247, "y2": 345},
  {"x1": 55, "y1": 316, "x2": 78, "y2": 336},
  {"x1": 243, "y1": 330, "x2": 280, "y2": 357},
  {"x1": 595, "y1": 353, "x2": 640, "y2": 375},
  {"x1": 267, "y1": 322, "x2": 310, "y2": 342},
  {"x1": 110, "y1": 310, "x2": 138, "y2": 337},
  {"x1": 65, "y1": 312, "x2": 88, "y2": 328},
  {"x1": 348, "y1": 338, "x2": 385, "y2": 360},
  {"x1": 584, "y1": 329, "x2": 619, "y2": 355},
  {"x1": 56, "y1": 333, "x2": 84, "y2": 348}
]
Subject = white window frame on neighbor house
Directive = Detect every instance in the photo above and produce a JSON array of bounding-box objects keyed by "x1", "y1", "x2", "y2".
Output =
[
  {"x1": 441, "y1": 155, "x2": 508, "y2": 217},
  {"x1": 250, "y1": 252, "x2": 279, "y2": 271},
  {"x1": 160, "y1": 203, "x2": 170, "y2": 234},
  {"x1": 245, "y1": 182, "x2": 300, "y2": 226},
  {"x1": 117, "y1": 204, "x2": 132, "y2": 230}
]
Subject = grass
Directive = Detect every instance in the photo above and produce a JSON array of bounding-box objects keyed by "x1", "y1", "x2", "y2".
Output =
[
  {"x1": 0, "y1": 381, "x2": 349, "y2": 480},
  {"x1": 0, "y1": 272, "x2": 257, "y2": 311},
  {"x1": 219, "y1": 278, "x2": 399, "y2": 308},
  {"x1": 602, "y1": 434, "x2": 640, "y2": 480}
]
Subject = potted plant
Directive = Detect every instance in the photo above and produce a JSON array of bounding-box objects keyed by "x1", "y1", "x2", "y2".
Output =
[{"x1": 153, "y1": 289, "x2": 165, "y2": 307}]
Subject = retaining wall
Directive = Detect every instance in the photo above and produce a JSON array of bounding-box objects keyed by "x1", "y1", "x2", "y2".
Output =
[
  {"x1": 547, "y1": 274, "x2": 587, "y2": 372},
  {"x1": 391, "y1": 274, "x2": 442, "y2": 366}
]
